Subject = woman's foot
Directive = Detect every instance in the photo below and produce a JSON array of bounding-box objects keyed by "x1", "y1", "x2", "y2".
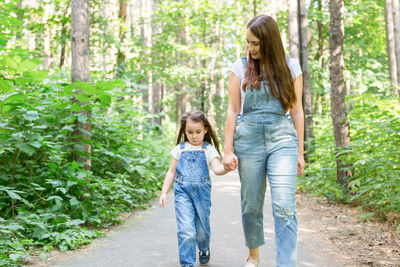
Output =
[{"x1": 245, "y1": 257, "x2": 259, "y2": 267}]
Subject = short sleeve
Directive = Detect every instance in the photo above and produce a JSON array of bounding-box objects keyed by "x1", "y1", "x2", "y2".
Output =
[
  {"x1": 206, "y1": 144, "x2": 220, "y2": 165},
  {"x1": 287, "y1": 57, "x2": 302, "y2": 79},
  {"x1": 231, "y1": 58, "x2": 245, "y2": 80},
  {"x1": 170, "y1": 144, "x2": 180, "y2": 160}
]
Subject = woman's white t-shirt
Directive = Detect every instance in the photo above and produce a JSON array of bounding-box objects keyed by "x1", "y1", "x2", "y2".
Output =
[
  {"x1": 171, "y1": 142, "x2": 220, "y2": 167},
  {"x1": 231, "y1": 56, "x2": 303, "y2": 113}
]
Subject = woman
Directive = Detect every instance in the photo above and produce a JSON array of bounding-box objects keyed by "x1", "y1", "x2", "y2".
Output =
[{"x1": 223, "y1": 15, "x2": 305, "y2": 267}]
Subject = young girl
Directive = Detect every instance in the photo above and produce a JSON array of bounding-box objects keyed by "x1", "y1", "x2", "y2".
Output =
[{"x1": 159, "y1": 110, "x2": 229, "y2": 267}]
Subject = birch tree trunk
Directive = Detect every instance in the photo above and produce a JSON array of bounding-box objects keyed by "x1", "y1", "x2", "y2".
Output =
[
  {"x1": 299, "y1": 0, "x2": 313, "y2": 155},
  {"x1": 288, "y1": 0, "x2": 299, "y2": 60},
  {"x1": 392, "y1": 0, "x2": 400, "y2": 96},
  {"x1": 116, "y1": 0, "x2": 128, "y2": 77},
  {"x1": 140, "y1": 0, "x2": 153, "y2": 112},
  {"x1": 385, "y1": 0, "x2": 398, "y2": 96},
  {"x1": 43, "y1": 1, "x2": 53, "y2": 69},
  {"x1": 59, "y1": 2, "x2": 69, "y2": 68},
  {"x1": 329, "y1": 0, "x2": 352, "y2": 186},
  {"x1": 71, "y1": 0, "x2": 91, "y2": 171},
  {"x1": 315, "y1": 0, "x2": 326, "y2": 115}
]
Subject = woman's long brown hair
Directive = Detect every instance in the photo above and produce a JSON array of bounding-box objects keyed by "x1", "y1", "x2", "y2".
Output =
[
  {"x1": 242, "y1": 15, "x2": 296, "y2": 111},
  {"x1": 176, "y1": 110, "x2": 222, "y2": 156}
]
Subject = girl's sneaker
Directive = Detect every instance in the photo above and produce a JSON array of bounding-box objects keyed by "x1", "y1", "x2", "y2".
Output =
[{"x1": 199, "y1": 249, "x2": 210, "y2": 265}]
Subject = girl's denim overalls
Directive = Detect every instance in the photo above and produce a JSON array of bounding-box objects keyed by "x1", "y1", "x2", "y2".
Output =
[
  {"x1": 234, "y1": 58, "x2": 298, "y2": 266},
  {"x1": 174, "y1": 142, "x2": 211, "y2": 267}
]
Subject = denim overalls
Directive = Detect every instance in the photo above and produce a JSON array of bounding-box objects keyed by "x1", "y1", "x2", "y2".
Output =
[
  {"x1": 174, "y1": 142, "x2": 212, "y2": 267},
  {"x1": 234, "y1": 58, "x2": 298, "y2": 266}
]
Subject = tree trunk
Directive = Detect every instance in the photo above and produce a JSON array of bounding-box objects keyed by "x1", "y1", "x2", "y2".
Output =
[
  {"x1": 102, "y1": 0, "x2": 108, "y2": 75},
  {"x1": 316, "y1": 0, "x2": 326, "y2": 115},
  {"x1": 392, "y1": 0, "x2": 400, "y2": 96},
  {"x1": 288, "y1": 0, "x2": 299, "y2": 61},
  {"x1": 59, "y1": 2, "x2": 69, "y2": 68},
  {"x1": 29, "y1": 1, "x2": 37, "y2": 51},
  {"x1": 116, "y1": 0, "x2": 128, "y2": 77},
  {"x1": 71, "y1": 0, "x2": 91, "y2": 171},
  {"x1": 329, "y1": 0, "x2": 352, "y2": 186},
  {"x1": 385, "y1": 0, "x2": 398, "y2": 95},
  {"x1": 43, "y1": 1, "x2": 53, "y2": 69},
  {"x1": 140, "y1": 0, "x2": 152, "y2": 112},
  {"x1": 299, "y1": 0, "x2": 313, "y2": 156}
]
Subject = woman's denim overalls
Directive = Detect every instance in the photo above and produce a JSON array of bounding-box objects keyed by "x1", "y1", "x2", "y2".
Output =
[
  {"x1": 234, "y1": 58, "x2": 298, "y2": 266},
  {"x1": 174, "y1": 142, "x2": 212, "y2": 267}
]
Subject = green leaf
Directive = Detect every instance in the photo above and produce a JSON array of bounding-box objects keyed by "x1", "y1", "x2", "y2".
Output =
[
  {"x1": 65, "y1": 219, "x2": 85, "y2": 227},
  {"x1": 9, "y1": 253, "x2": 22, "y2": 262},
  {"x1": 19, "y1": 60, "x2": 37, "y2": 73},
  {"x1": 17, "y1": 143, "x2": 36, "y2": 156},
  {"x1": 63, "y1": 84, "x2": 75, "y2": 96},
  {"x1": 98, "y1": 92, "x2": 111, "y2": 106},
  {"x1": 0, "y1": 78, "x2": 13, "y2": 93},
  {"x1": 77, "y1": 93, "x2": 89, "y2": 102},
  {"x1": 5, "y1": 190, "x2": 22, "y2": 200},
  {"x1": 5, "y1": 56, "x2": 18, "y2": 70},
  {"x1": 23, "y1": 110, "x2": 39, "y2": 121},
  {"x1": 5, "y1": 93, "x2": 27, "y2": 104},
  {"x1": 13, "y1": 55, "x2": 21, "y2": 64},
  {"x1": 76, "y1": 81, "x2": 96, "y2": 95},
  {"x1": 71, "y1": 103, "x2": 81, "y2": 112},
  {"x1": 46, "y1": 195, "x2": 63, "y2": 201},
  {"x1": 77, "y1": 114, "x2": 88, "y2": 123},
  {"x1": 29, "y1": 141, "x2": 41, "y2": 148}
]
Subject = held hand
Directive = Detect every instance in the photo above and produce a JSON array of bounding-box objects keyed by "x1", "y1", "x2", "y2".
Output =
[
  {"x1": 223, "y1": 152, "x2": 238, "y2": 171},
  {"x1": 297, "y1": 154, "x2": 305, "y2": 176},
  {"x1": 159, "y1": 193, "x2": 167, "y2": 208}
]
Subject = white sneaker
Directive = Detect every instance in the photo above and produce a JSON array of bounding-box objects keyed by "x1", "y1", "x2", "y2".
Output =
[{"x1": 245, "y1": 258, "x2": 259, "y2": 267}]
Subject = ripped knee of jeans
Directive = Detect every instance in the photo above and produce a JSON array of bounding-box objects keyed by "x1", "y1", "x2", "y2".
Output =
[{"x1": 272, "y1": 203, "x2": 296, "y2": 222}]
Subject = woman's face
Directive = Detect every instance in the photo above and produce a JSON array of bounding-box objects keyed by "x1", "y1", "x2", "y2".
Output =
[{"x1": 246, "y1": 29, "x2": 260, "y2": 59}]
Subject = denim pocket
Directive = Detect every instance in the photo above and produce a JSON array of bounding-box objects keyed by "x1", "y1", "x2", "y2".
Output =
[{"x1": 234, "y1": 117, "x2": 243, "y2": 139}]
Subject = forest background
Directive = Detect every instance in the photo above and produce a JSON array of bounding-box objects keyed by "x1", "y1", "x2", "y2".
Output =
[{"x1": 0, "y1": 0, "x2": 399, "y2": 266}]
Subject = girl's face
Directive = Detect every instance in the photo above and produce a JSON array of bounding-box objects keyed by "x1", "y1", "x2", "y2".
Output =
[
  {"x1": 185, "y1": 119, "x2": 207, "y2": 146},
  {"x1": 246, "y1": 29, "x2": 260, "y2": 59}
]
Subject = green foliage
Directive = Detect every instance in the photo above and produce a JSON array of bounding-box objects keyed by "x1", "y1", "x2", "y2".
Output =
[
  {"x1": 0, "y1": 51, "x2": 170, "y2": 265},
  {"x1": 299, "y1": 94, "x2": 400, "y2": 220},
  {"x1": 346, "y1": 94, "x2": 400, "y2": 216}
]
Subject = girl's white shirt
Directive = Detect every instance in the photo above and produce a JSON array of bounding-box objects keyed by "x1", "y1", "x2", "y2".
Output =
[
  {"x1": 171, "y1": 142, "x2": 220, "y2": 168},
  {"x1": 231, "y1": 56, "x2": 302, "y2": 114}
]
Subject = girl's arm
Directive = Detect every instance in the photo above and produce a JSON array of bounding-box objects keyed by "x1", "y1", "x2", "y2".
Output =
[
  {"x1": 159, "y1": 157, "x2": 178, "y2": 208},
  {"x1": 289, "y1": 74, "x2": 305, "y2": 176},
  {"x1": 223, "y1": 72, "x2": 242, "y2": 170},
  {"x1": 210, "y1": 157, "x2": 229, "y2": 175}
]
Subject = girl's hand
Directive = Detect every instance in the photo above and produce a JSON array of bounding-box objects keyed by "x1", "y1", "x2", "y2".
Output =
[
  {"x1": 223, "y1": 152, "x2": 238, "y2": 171},
  {"x1": 297, "y1": 154, "x2": 305, "y2": 176},
  {"x1": 159, "y1": 193, "x2": 167, "y2": 208}
]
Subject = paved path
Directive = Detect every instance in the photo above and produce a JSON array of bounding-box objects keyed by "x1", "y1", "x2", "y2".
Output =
[{"x1": 48, "y1": 171, "x2": 342, "y2": 267}]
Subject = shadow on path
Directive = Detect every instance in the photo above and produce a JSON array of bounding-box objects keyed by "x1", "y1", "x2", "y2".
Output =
[{"x1": 45, "y1": 172, "x2": 342, "y2": 267}]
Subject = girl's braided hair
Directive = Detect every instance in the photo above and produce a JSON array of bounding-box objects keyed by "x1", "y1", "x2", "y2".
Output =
[{"x1": 176, "y1": 110, "x2": 222, "y2": 156}]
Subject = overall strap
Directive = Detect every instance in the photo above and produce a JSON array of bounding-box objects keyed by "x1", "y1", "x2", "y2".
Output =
[
  {"x1": 241, "y1": 57, "x2": 247, "y2": 69},
  {"x1": 201, "y1": 141, "x2": 209, "y2": 152},
  {"x1": 179, "y1": 142, "x2": 185, "y2": 153}
]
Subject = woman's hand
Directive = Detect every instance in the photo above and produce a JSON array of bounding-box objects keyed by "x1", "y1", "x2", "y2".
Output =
[
  {"x1": 297, "y1": 154, "x2": 305, "y2": 176},
  {"x1": 223, "y1": 151, "x2": 238, "y2": 171}
]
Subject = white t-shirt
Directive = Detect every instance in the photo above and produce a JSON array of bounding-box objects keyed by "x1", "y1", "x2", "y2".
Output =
[
  {"x1": 231, "y1": 56, "x2": 302, "y2": 113},
  {"x1": 170, "y1": 142, "x2": 220, "y2": 167}
]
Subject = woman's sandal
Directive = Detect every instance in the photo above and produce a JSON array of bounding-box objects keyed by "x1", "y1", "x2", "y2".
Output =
[{"x1": 245, "y1": 258, "x2": 259, "y2": 267}]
